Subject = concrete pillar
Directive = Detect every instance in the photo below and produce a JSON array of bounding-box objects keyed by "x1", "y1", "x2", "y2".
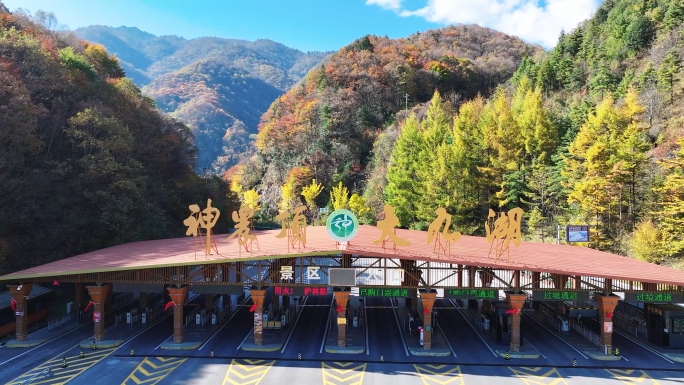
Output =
[
  {"x1": 139, "y1": 292, "x2": 149, "y2": 310},
  {"x1": 420, "y1": 291, "x2": 437, "y2": 350},
  {"x1": 205, "y1": 294, "x2": 214, "y2": 312},
  {"x1": 595, "y1": 293, "x2": 619, "y2": 349},
  {"x1": 168, "y1": 286, "x2": 188, "y2": 344},
  {"x1": 334, "y1": 289, "x2": 350, "y2": 348},
  {"x1": 506, "y1": 292, "x2": 526, "y2": 352},
  {"x1": 250, "y1": 289, "x2": 267, "y2": 346},
  {"x1": 9, "y1": 284, "x2": 33, "y2": 341},
  {"x1": 87, "y1": 284, "x2": 111, "y2": 342}
]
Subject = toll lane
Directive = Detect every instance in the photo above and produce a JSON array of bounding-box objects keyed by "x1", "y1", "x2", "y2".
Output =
[
  {"x1": 434, "y1": 299, "x2": 498, "y2": 363},
  {"x1": 365, "y1": 296, "x2": 406, "y2": 361},
  {"x1": 281, "y1": 294, "x2": 332, "y2": 360}
]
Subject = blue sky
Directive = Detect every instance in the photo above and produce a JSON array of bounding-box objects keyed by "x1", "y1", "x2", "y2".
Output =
[{"x1": 2, "y1": 0, "x2": 601, "y2": 52}]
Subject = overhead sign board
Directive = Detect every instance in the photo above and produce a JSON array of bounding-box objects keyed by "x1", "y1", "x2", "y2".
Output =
[
  {"x1": 328, "y1": 268, "x2": 357, "y2": 286},
  {"x1": 272, "y1": 286, "x2": 329, "y2": 296},
  {"x1": 445, "y1": 288, "x2": 498, "y2": 300},
  {"x1": 624, "y1": 292, "x2": 683, "y2": 303},
  {"x1": 532, "y1": 291, "x2": 590, "y2": 302},
  {"x1": 566, "y1": 225, "x2": 590, "y2": 243},
  {"x1": 358, "y1": 287, "x2": 410, "y2": 297}
]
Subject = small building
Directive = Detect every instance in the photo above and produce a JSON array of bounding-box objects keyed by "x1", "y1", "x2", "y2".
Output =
[
  {"x1": 645, "y1": 303, "x2": 684, "y2": 348},
  {"x1": 0, "y1": 285, "x2": 52, "y2": 338}
]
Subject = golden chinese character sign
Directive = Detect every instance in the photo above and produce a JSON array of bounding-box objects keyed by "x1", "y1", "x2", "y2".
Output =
[
  {"x1": 183, "y1": 199, "x2": 220, "y2": 258},
  {"x1": 485, "y1": 207, "x2": 523, "y2": 261},
  {"x1": 276, "y1": 205, "x2": 308, "y2": 251},
  {"x1": 226, "y1": 205, "x2": 258, "y2": 252},
  {"x1": 373, "y1": 204, "x2": 410, "y2": 249},
  {"x1": 426, "y1": 207, "x2": 461, "y2": 256}
]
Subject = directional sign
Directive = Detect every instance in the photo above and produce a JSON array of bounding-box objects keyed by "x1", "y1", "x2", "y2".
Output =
[
  {"x1": 532, "y1": 290, "x2": 590, "y2": 302},
  {"x1": 358, "y1": 287, "x2": 410, "y2": 297},
  {"x1": 272, "y1": 286, "x2": 329, "y2": 296},
  {"x1": 445, "y1": 288, "x2": 498, "y2": 300},
  {"x1": 624, "y1": 292, "x2": 683, "y2": 303}
]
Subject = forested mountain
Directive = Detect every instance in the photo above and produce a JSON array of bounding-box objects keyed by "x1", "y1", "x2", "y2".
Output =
[
  {"x1": 0, "y1": 6, "x2": 236, "y2": 275},
  {"x1": 231, "y1": 0, "x2": 684, "y2": 267},
  {"x1": 231, "y1": 25, "x2": 543, "y2": 219},
  {"x1": 74, "y1": 26, "x2": 330, "y2": 172}
]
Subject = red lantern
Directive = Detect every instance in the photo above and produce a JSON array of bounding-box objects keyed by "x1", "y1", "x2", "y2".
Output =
[
  {"x1": 337, "y1": 305, "x2": 344, "y2": 313},
  {"x1": 605, "y1": 312, "x2": 613, "y2": 319},
  {"x1": 423, "y1": 307, "x2": 430, "y2": 314},
  {"x1": 164, "y1": 301, "x2": 176, "y2": 311},
  {"x1": 249, "y1": 303, "x2": 258, "y2": 312},
  {"x1": 505, "y1": 309, "x2": 520, "y2": 315},
  {"x1": 10, "y1": 298, "x2": 16, "y2": 311},
  {"x1": 84, "y1": 300, "x2": 94, "y2": 313}
]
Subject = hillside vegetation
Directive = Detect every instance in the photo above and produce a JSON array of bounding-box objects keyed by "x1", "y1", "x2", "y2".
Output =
[
  {"x1": 74, "y1": 26, "x2": 330, "y2": 173},
  {"x1": 0, "y1": 7, "x2": 236, "y2": 275},
  {"x1": 232, "y1": 0, "x2": 684, "y2": 266},
  {"x1": 233, "y1": 25, "x2": 542, "y2": 218}
]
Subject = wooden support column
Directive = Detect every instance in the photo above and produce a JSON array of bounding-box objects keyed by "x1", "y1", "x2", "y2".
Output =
[
  {"x1": 9, "y1": 284, "x2": 33, "y2": 341},
  {"x1": 420, "y1": 291, "x2": 437, "y2": 350},
  {"x1": 595, "y1": 293, "x2": 619, "y2": 349},
  {"x1": 506, "y1": 292, "x2": 526, "y2": 352},
  {"x1": 74, "y1": 283, "x2": 86, "y2": 308},
  {"x1": 168, "y1": 286, "x2": 188, "y2": 344},
  {"x1": 139, "y1": 292, "x2": 149, "y2": 310},
  {"x1": 250, "y1": 289, "x2": 267, "y2": 346},
  {"x1": 334, "y1": 289, "x2": 350, "y2": 348},
  {"x1": 205, "y1": 294, "x2": 214, "y2": 312},
  {"x1": 87, "y1": 284, "x2": 111, "y2": 342}
]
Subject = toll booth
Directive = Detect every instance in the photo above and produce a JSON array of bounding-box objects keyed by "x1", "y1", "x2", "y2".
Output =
[
  {"x1": 489, "y1": 301, "x2": 523, "y2": 346},
  {"x1": 646, "y1": 303, "x2": 684, "y2": 348}
]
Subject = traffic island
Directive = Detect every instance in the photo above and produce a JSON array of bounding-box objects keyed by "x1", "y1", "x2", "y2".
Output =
[
  {"x1": 494, "y1": 347, "x2": 541, "y2": 359},
  {"x1": 406, "y1": 327, "x2": 451, "y2": 357},
  {"x1": 242, "y1": 328, "x2": 290, "y2": 352},
  {"x1": 664, "y1": 353, "x2": 684, "y2": 363},
  {"x1": 324, "y1": 328, "x2": 365, "y2": 354},
  {"x1": 161, "y1": 327, "x2": 215, "y2": 350},
  {"x1": 584, "y1": 350, "x2": 623, "y2": 361},
  {"x1": 79, "y1": 339, "x2": 126, "y2": 349},
  {"x1": 5, "y1": 339, "x2": 47, "y2": 348}
]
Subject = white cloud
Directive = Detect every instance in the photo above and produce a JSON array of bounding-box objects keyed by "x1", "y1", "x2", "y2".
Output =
[
  {"x1": 372, "y1": 0, "x2": 601, "y2": 49},
  {"x1": 365, "y1": 0, "x2": 404, "y2": 11}
]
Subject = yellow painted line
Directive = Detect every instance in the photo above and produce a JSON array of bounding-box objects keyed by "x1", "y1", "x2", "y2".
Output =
[
  {"x1": 6, "y1": 348, "x2": 116, "y2": 385},
  {"x1": 508, "y1": 366, "x2": 569, "y2": 385},
  {"x1": 605, "y1": 369, "x2": 660, "y2": 385},
  {"x1": 322, "y1": 362, "x2": 367, "y2": 385},
  {"x1": 222, "y1": 359, "x2": 275, "y2": 385},
  {"x1": 414, "y1": 364, "x2": 464, "y2": 385},
  {"x1": 121, "y1": 356, "x2": 187, "y2": 385}
]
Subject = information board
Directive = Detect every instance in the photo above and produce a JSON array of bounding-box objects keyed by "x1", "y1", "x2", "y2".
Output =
[
  {"x1": 532, "y1": 291, "x2": 590, "y2": 302},
  {"x1": 624, "y1": 292, "x2": 683, "y2": 303},
  {"x1": 358, "y1": 287, "x2": 411, "y2": 297},
  {"x1": 445, "y1": 288, "x2": 498, "y2": 300},
  {"x1": 272, "y1": 285, "x2": 329, "y2": 296},
  {"x1": 329, "y1": 268, "x2": 357, "y2": 286},
  {"x1": 566, "y1": 225, "x2": 590, "y2": 242}
]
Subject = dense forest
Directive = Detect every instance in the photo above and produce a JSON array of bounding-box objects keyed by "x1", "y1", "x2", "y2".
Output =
[
  {"x1": 74, "y1": 26, "x2": 330, "y2": 174},
  {"x1": 230, "y1": 0, "x2": 684, "y2": 268},
  {"x1": 0, "y1": 6, "x2": 237, "y2": 276}
]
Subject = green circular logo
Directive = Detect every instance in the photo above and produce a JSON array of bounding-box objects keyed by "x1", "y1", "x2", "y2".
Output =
[{"x1": 326, "y1": 209, "x2": 359, "y2": 242}]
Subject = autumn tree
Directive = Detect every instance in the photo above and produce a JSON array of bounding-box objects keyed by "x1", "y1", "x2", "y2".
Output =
[{"x1": 330, "y1": 182, "x2": 349, "y2": 210}]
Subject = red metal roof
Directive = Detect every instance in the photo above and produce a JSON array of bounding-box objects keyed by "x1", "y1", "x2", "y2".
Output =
[{"x1": 2, "y1": 225, "x2": 684, "y2": 286}]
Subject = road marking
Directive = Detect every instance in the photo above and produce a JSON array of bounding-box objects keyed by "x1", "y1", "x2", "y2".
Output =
[
  {"x1": 200, "y1": 294, "x2": 251, "y2": 350},
  {"x1": 281, "y1": 296, "x2": 309, "y2": 353},
  {"x1": 437, "y1": 324, "x2": 457, "y2": 358},
  {"x1": 390, "y1": 297, "x2": 410, "y2": 356},
  {"x1": 508, "y1": 366, "x2": 569, "y2": 385},
  {"x1": 121, "y1": 357, "x2": 187, "y2": 385},
  {"x1": 6, "y1": 347, "x2": 116, "y2": 385},
  {"x1": 605, "y1": 369, "x2": 661, "y2": 385},
  {"x1": 413, "y1": 364, "x2": 464, "y2": 385},
  {"x1": 320, "y1": 297, "x2": 336, "y2": 354},
  {"x1": 222, "y1": 359, "x2": 275, "y2": 385},
  {"x1": 322, "y1": 362, "x2": 366, "y2": 385}
]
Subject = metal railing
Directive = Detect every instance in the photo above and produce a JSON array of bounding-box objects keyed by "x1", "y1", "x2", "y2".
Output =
[
  {"x1": 47, "y1": 313, "x2": 76, "y2": 331},
  {"x1": 570, "y1": 319, "x2": 603, "y2": 348}
]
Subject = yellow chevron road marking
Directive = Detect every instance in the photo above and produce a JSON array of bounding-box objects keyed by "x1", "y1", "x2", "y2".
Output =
[
  {"x1": 322, "y1": 362, "x2": 367, "y2": 385},
  {"x1": 508, "y1": 366, "x2": 568, "y2": 385},
  {"x1": 122, "y1": 357, "x2": 187, "y2": 385},
  {"x1": 605, "y1": 369, "x2": 660, "y2": 385},
  {"x1": 414, "y1": 364, "x2": 463, "y2": 385},
  {"x1": 222, "y1": 359, "x2": 275, "y2": 385},
  {"x1": 6, "y1": 347, "x2": 116, "y2": 385}
]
